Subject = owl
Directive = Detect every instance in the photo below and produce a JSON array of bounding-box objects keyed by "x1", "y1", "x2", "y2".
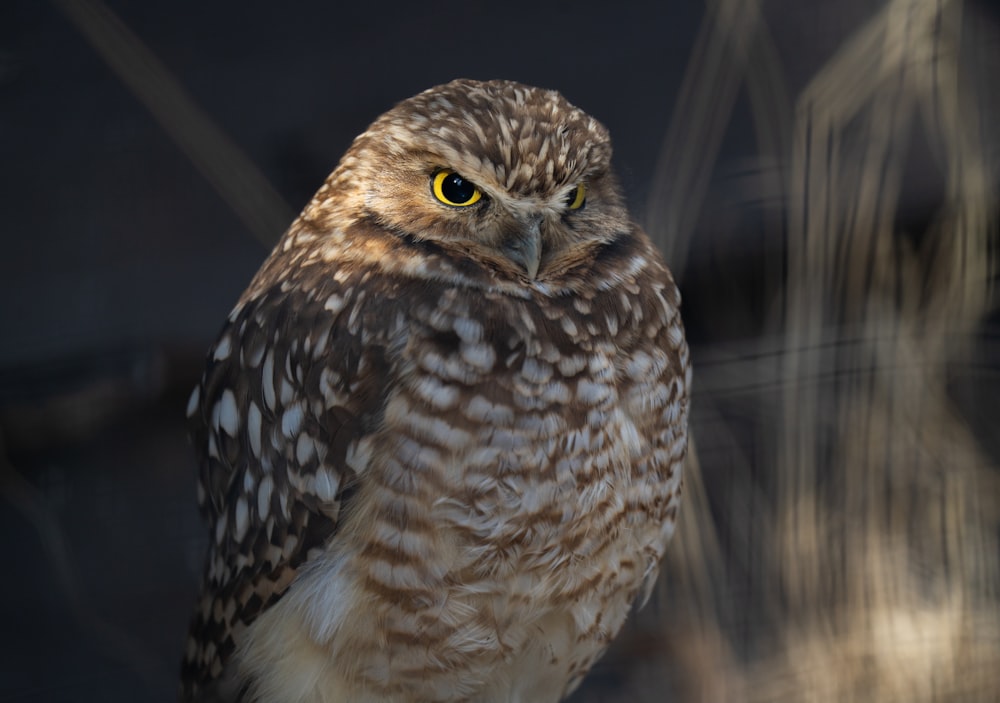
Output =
[{"x1": 181, "y1": 79, "x2": 690, "y2": 703}]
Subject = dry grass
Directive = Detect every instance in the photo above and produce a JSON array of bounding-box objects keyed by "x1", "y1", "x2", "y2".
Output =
[{"x1": 635, "y1": 0, "x2": 1000, "y2": 700}]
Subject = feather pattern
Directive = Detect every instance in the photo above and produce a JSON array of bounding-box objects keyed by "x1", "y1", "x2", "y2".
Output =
[{"x1": 181, "y1": 79, "x2": 689, "y2": 703}]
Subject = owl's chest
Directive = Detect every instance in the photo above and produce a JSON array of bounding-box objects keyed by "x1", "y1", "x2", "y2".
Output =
[
  {"x1": 377, "y1": 302, "x2": 663, "y2": 574},
  {"x1": 265, "y1": 287, "x2": 682, "y2": 702},
  {"x1": 340, "y1": 311, "x2": 672, "y2": 700}
]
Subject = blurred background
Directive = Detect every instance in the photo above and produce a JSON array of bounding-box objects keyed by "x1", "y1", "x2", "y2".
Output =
[{"x1": 1, "y1": 0, "x2": 998, "y2": 700}]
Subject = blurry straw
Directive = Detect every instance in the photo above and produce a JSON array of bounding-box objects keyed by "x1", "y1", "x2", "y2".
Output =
[{"x1": 54, "y1": 0, "x2": 294, "y2": 247}]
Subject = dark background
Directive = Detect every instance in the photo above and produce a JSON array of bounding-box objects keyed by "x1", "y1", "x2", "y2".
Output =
[{"x1": 2, "y1": 1, "x2": 998, "y2": 701}]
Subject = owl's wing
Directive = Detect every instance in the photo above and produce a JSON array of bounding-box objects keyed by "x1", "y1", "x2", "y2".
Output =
[
  {"x1": 623, "y1": 253, "x2": 691, "y2": 608},
  {"x1": 180, "y1": 273, "x2": 391, "y2": 699}
]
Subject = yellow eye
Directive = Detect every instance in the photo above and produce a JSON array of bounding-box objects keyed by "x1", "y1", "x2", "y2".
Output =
[
  {"x1": 432, "y1": 170, "x2": 482, "y2": 207},
  {"x1": 565, "y1": 183, "x2": 586, "y2": 210}
]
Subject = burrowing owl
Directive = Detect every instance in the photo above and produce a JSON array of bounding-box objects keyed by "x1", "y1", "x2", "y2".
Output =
[{"x1": 182, "y1": 79, "x2": 690, "y2": 703}]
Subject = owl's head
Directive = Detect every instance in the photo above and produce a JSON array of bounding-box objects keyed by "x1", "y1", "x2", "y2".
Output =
[{"x1": 318, "y1": 79, "x2": 631, "y2": 282}]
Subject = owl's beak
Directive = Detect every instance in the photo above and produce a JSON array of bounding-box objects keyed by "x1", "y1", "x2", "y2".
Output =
[{"x1": 503, "y1": 214, "x2": 542, "y2": 280}]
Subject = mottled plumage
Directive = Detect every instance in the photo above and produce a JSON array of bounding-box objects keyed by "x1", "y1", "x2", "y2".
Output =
[{"x1": 182, "y1": 79, "x2": 690, "y2": 703}]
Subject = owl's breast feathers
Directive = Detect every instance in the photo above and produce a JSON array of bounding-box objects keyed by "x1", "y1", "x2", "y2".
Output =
[{"x1": 182, "y1": 217, "x2": 689, "y2": 700}]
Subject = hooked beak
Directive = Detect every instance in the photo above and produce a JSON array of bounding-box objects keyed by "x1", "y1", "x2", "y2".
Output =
[{"x1": 502, "y1": 214, "x2": 542, "y2": 280}]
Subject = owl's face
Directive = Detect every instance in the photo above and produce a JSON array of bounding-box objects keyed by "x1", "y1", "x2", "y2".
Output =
[{"x1": 320, "y1": 79, "x2": 631, "y2": 282}]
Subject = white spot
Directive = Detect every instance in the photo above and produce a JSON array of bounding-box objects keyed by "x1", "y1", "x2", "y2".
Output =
[
  {"x1": 312, "y1": 328, "x2": 330, "y2": 359},
  {"x1": 395, "y1": 437, "x2": 442, "y2": 473},
  {"x1": 557, "y1": 354, "x2": 587, "y2": 377},
  {"x1": 628, "y1": 255, "x2": 648, "y2": 276},
  {"x1": 262, "y1": 351, "x2": 276, "y2": 411},
  {"x1": 560, "y1": 316, "x2": 578, "y2": 337},
  {"x1": 576, "y1": 379, "x2": 611, "y2": 405},
  {"x1": 282, "y1": 404, "x2": 304, "y2": 438},
  {"x1": 186, "y1": 386, "x2": 200, "y2": 418},
  {"x1": 217, "y1": 390, "x2": 239, "y2": 436},
  {"x1": 265, "y1": 542, "x2": 283, "y2": 565},
  {"x1": 425, "y1": 303, "x2": 452, "y2": 332},
  {"x1": 324, "y1": 293, "x2": 345, "y2": 314},
  {"x1": 247, "y1": 401, "x2": 262, "y2": 458},
  {"x1": 313, "y1": 438, "x2": 329, "y2": 465},
  {"x1": 539, "y1": 342, "x2": 562, "y2": 364},
  {"x1": 347, "y1": 299, "x2": 362, "y2": 331},
  {"x1": 234, "y1": 497, "x2": 249, "y2": 541},
  {"x1": 605, "y1": 313, "x2": 619, "y2": 336},
  {"x1": 453, "y1": 317, "x2": 483, "y2": 343},
  {"x1": 463, "y1": 395, "x2": 514, "y2": 424},
  {"x1": 296, "y1": 433, "x2": 315, "y2": 465},
  {"x1": 540, "y1": 381, "x2": 571, "y2": 404},
  {"x1": 258, "y1": 475, "x2": 273, "y2": 519},
  {"x1": 313, "y1": 468, "x2": 339, "y2": 502},
  {"x1": 213, "y1": 335, "x2": 232, "y2": 361},
  {"x1": 668, "y1": 322, "x2": 684, "y2": 347},
  {"x1": 521, "y1": 357, "x2": 552, "y2": 384},
  {"x1": 460, "y1": 342, "x2": 496, "y2": 372},
  {"x1": 396, "y1": 407, "x2": 473, "y2": 450},
  {"x1": 625, "y1": 351, "x2": 652, "y2": 380},
  {"x1": 412, "y1": 375, "x2": 458, "y2": 410},
  {"x1": 516, "y1": 162, "x2": 533, "y2": 185},
  {"x1": 345, "y1": 437, "x2": 374, "y2": 474},
  {"x1": 588, "y1": 353, "x2": 616, "y2": 380},
  {"x1": 420, "y1": 349, "x2": 478, "y2": 384}
]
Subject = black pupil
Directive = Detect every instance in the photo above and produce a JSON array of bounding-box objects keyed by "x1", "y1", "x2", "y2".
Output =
[{"x1": 443, "y1": 173, "x2": 476, "y2": 203}]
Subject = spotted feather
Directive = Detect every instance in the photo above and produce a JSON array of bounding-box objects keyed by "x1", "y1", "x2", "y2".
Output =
[{"x1": 181, "y1": 79, "x2": 689, "y2": 703}]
